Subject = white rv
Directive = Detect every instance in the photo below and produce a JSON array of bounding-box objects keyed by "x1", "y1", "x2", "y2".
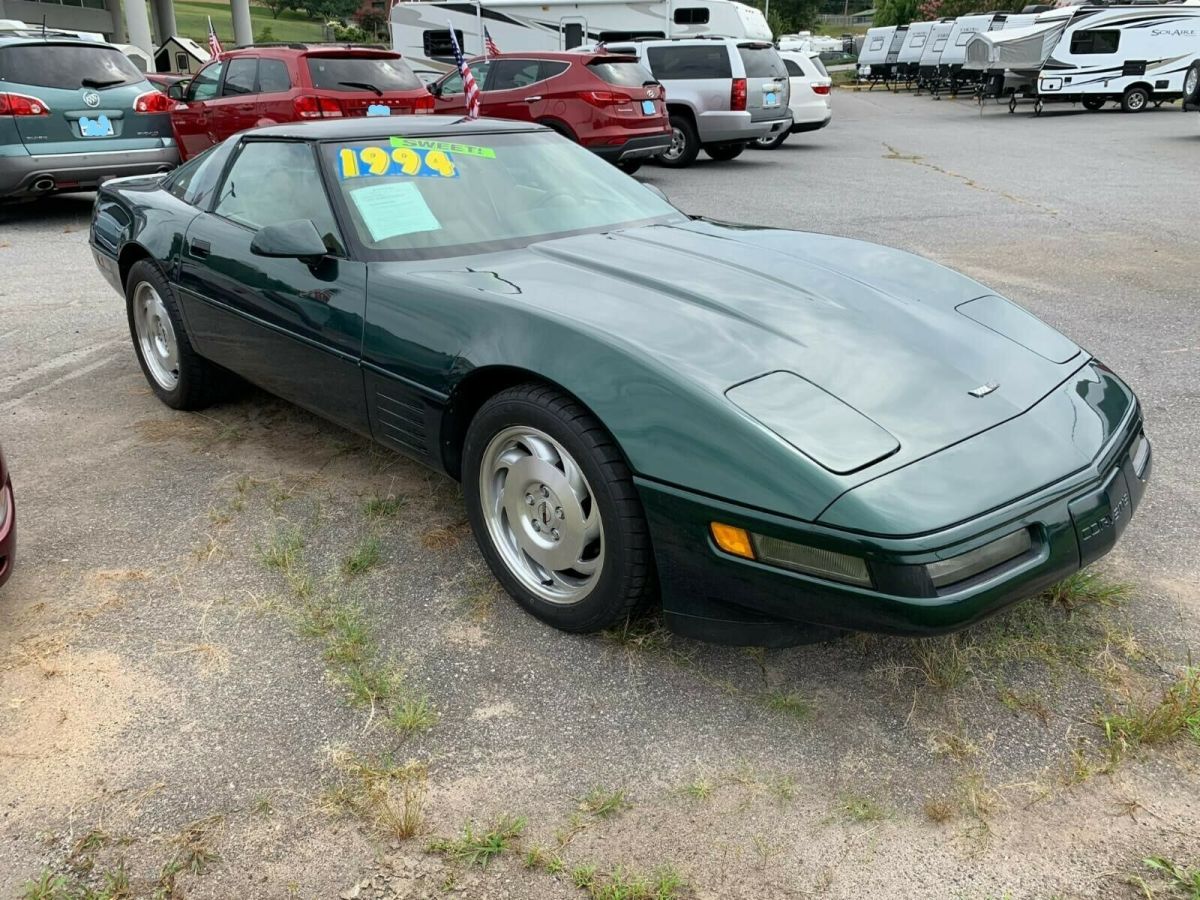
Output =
[
  {"x1": 963, "y1": 7, "x2": 1075, "y2": 97},
  {"x1": 1036, "y1": 3, "x2": 1200, "y2": 111},
  {"x1": 896, "y1": 20, "x2": 936, "y2": 81},
  {"x1": 856, "y1": 24, "x2": 896, "y2": 82},
  {"x1": 390, "y1": 0, "x2": 772, "y2": 69},
  {"x1": 916, "y1": 20, "x2": 955, "y2": 84}
]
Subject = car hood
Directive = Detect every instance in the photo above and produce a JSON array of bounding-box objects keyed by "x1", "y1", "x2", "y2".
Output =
[{"x1": 411, "y1": 219, "x2": 1084, "y2": 481}]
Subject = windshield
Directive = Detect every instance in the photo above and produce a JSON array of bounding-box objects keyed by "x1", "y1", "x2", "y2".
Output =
[
  {"x1": 306, "y1": 55, "x2": 423, "y2": 92},
  {"x1": 322, "y1": 131, "x2": 684, "y2": 259},
  {"x1": 0, "y1": 43, "x2": 144, "y2": 89}
]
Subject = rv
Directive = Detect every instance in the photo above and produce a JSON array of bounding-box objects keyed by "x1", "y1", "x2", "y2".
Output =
[
  {"x1": 1036, "y1": 3, "x2": 1200, "y2": 111},
  {"x1": 895, "y1": 20, "x2": 937, "y2": 83},
  {"x1": 856, "y1": 24, "x2": 897, "y2": 84},
  {"x1": 964, "y1": 7, "x2": 1074, "y2": 98},
  {"x1": 390, "y1": 0, "x2": 772, "y2": 69},
  {"x1": 916, "y1": 20, "x2": 955, "y2": 89}
]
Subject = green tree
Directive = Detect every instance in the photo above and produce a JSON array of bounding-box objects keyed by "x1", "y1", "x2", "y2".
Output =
[
  {"x1": 747, "y1": 0, "x2": 823, "y2": 34},
  {"x1": 255, "y1": 0, "x2": 299, "y2": 19},
  {"x1": 874, "y1": 0, "x2": 919, "y2": 26}
]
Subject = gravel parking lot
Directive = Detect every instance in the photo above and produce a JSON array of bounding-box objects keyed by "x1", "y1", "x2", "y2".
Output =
[{"x1": 2, "y1": 92, "x2": 1198, "y2": 900}]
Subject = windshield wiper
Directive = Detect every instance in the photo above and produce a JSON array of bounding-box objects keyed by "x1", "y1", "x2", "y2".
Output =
[
  {"x1": 82, "y1": 77, "x2": 124, "y2": 88},
  {"x1": 338, "y1": 80, "x2": 383, "y2": 96}
]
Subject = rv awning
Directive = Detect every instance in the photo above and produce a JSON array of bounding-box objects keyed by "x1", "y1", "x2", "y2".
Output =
[{"x1": 963, "y1": 21, "x2": 1067, "y2": 70}]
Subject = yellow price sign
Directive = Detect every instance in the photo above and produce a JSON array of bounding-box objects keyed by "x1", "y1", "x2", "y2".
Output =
[{"x1": 336, "y1": 145, "x2": 458, "y2": 180}]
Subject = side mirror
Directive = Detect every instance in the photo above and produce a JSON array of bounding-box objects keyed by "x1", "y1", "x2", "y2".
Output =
[
  {"x1": 250, "y1": 219, "x2": 328, "y2": 262},
  {"x1": 427, "y1": 82, "x2": 441, "y2": 98},
  {"x1": 167, "y1": 82, "x2": 186, "y2": 101}
]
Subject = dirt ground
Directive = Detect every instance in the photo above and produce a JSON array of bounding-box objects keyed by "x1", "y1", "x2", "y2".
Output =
[{"x1": 1, "y1": 92, "x2": 1198, "y2": 900}]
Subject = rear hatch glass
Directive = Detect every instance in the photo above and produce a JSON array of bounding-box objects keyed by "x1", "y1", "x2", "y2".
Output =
[
  {"x1": 646, "y1": 44, "x2": 732, "y2": 80},
  {"x1": 738, "y1": 43, "x2": 788, "y2": 119},
  {"x1": 0, "y1": 42, "x2": 163, "y2": 151},
  {"x1": 306, "y1": 54, "x2": 423, "y2": 93},
  {"x1": 587, "y1": 59, "x2": 657, "y2": 86}
]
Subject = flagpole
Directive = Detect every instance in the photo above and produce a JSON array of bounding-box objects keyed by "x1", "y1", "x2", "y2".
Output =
[{"x1": 476, "y1": 0, "x2": 484, "y2": 56}]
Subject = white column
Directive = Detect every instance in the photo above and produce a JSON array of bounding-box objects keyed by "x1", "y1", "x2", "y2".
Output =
[
  {"x1": 124, "y1": 0, "x2": 154, "y2": 57},
  {"x1": 230, "y1": 0, "x2": 254, "y2": 47},
  {"x1": 107, "y1": 0, "x2": 128, "y2": 43},
  {"x1": 153, "y1": 0, "x2": 177, "y2": 41}
]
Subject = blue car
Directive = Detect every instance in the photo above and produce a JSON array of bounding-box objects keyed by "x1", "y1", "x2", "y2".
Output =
[{"x1": 0, "y1": 28, "x2": 178, "y2": 200}]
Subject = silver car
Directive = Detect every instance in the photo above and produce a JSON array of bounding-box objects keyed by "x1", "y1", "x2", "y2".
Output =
[{"x1": 604, "y1": 37, "x2": 792, "y2": 168}]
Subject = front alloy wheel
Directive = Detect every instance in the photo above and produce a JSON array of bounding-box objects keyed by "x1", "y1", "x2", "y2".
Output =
[
  {"x1": 132, "y1": 281, "x2": 180, "y2": 392},
  {"x1": 463, "y1": 383, "x2": 654, "y2": 632}
]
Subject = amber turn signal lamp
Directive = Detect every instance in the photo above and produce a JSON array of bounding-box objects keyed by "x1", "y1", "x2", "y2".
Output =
[{"x1": 710, "y1": 522, "x2": 755, "y2": 559}]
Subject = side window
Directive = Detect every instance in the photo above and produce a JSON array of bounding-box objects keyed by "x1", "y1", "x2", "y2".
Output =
[
  {"x1": 423, "y1": 29, "x2": 465, "y2": 59},
  {"x1": 439, "y1": 60, "x2": 491, "y2": 95},
  {"x1": 646, "y1": 45, "x2": 733, "y2": 79},
  {"x1": 187, "y1": 60, "x2": 224, "y2": 101},
  {"x1": 258, "y1": 58, "x2": 292, "y2": 93},
  {"x1": 486, "y1": 59, "x2": 543, "y2": 91},
  {"x1": 954, "y1": 30, "x2": 975, "y2": 47},
  {"x1": 869, "y1": 37, "x2": 885, "y2": 51},
  {"x1": 673, "y1": 7, "x2": 710, "y2": 24},
  {"x1": 1070, "y1": 29, "x2": 1120, "y2": 54},
  {"x1": 932, "y1": 36, "x2": 948, "y2": 51},
  {"x1": 539, "y1": 60, "x2": 570, "y2": 81},
  {"x1": 222, "y1": 57, "x2": 258, "y2": 96},
  {"x1": 783, "y1": 58, "x2": 803, "y2": 77},
  {"x1": 175, "y1": 52, "x2": 188, "y2": 71},
  {"x1": 911, "y1": 34, "x2": 927, "y2": 49},
  {"x1": 214, "y1": 141, "x2": 344, "y2": 254},
  {"x1": 166, "y1": 140, "x2": 233, "y2": 208}
]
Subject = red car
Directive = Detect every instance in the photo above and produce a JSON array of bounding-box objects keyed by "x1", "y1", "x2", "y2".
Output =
[
  {"x1": 0, "y1": 443, "x2": 13, "y2": 590},
  {"x1": 170, "y1": 45, "x2": 434, "y2": 161},
  {"x1": 429, "y1": 50, "x2": 671, "y2": 172}
]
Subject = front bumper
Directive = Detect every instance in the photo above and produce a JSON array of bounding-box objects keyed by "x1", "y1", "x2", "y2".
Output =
[
  {"x1": 638, "y1": 412, "x2": 1150, "y2": 646},
  {"x1": 589, "y1": 132, "x2": 674, "y2": 162},
  {"x1": 0, "y1": 477, "x2": 14, "y2": 589},
  {"x1": 0, "y1": 145, "x2": 179, "y2": 200}
]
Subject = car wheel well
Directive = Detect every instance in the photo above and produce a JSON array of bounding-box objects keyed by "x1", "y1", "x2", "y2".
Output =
[
  {"x1": 665, "y1": 103, "x2": 697, "y2": 131},
  {"x1": 538, "y1": 118, "x2": 577, "y2": 141},
  {"x1": 118, "y1": 243, "x2": 153, "y2": 290},
  {"x1": 441, "y1": 366, "x2": 622, "y2": 481}
]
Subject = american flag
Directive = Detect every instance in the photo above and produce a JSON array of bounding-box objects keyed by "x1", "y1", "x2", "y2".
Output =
[
  {"x1": 484, "y1": 26, "x2": 500, "y2": 57},
  {"x1": 207, "y1": 16, "x2": 223, "y2": 59},
  {"x1": 448, "y1": 26, "x2": 480, "y2": 119}
]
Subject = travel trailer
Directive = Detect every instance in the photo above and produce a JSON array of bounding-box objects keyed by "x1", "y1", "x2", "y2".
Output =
[
  {"x1": 895, "y1": 20, "x2": 937, "y2": 83},
  {"x1": 916, "y1": 20, "x2": 956, "y2": 88},
  {"x1": 390, "y1": 0, "x2": 772, "y2": 69},
  {"x1": 857, "y1": 24, "x2": 910, "y2": 85},
  {"x1": 964, "y1": 7, "x2": 1074, "y2": 98}
]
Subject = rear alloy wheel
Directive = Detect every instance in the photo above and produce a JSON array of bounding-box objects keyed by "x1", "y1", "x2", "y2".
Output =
[
  {"x1": 462, "y1": 383, "x2": 654, "y2": 633},
  {"x1": 752, "y1": 130, "x2": 789, "y2": 150},
  {"x1": 1082, "y1": 96, "x2": 1105, "y2": 111},
  {"x1": 1184, "y1": 63, "x2": 1200, "y2": 105},
  {"x1": 657, "y1": 114, "x2": 700, "y2": 168},
  {"x1": 125, "y1": 259, "x2": 228, "y2": 410},
  {"x1": 704, "y1": 142, "x2": 746, "y2": 161},
  {"x1": 1122, "y1": 86, "x2": 1149, "y2": 113}
]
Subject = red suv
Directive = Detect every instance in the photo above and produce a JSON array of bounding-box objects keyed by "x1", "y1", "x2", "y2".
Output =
[
  {"x1": 170, "y1": 45, "x2": 433, "y2": 161},
  {"x1": 429, "y1": 50, "x2": 670, "y2": 172}
]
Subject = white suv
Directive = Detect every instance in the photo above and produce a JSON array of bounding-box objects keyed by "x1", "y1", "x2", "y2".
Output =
[
  {"x1": 603, "y1": 38, "x2": 792, "y2": 167},
  {"x1": 754, "y1": 49, "x2": 832, "y2": 150}
]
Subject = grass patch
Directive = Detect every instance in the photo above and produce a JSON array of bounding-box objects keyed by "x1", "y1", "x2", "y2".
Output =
[
  {"x1": 578, "y1": 787, "x2": 630, "y2": 819},
  {"x1": 257, "y1": 524, "x2": 304, "y2": 574},
  {"x1": 325, "y1": 752, "x2": 428, "y2": 840},
  {"x1": 156, "y1": 815, "x2": 222, "y2": 896},
  {"x1": 341, "y1": 536, "x2": 382, "y2": 577},
  {"x1": 388, "y1": 694, "x2": 439, "y2": 734},
  {"x1": 601, "y1": 617, "x2": 674, "y2": 653},
  {"x1": 428, "y1": 815, "x2": 526, "y2": 868},
  {"x1": 760, "y1": 689, "x2": 812, "y2": 720},
  {"x1": 582, "y1": 865, "x2": 686, "y2": 900},
  {"x1": 1101, "y1": 669, "x2": 1200, "y2": 763},
  {"x1": 923, "y1": 797, "x2": 957, "y2": 824},
  {"x1": 525, "y1": 845, "x2": 565, "y2": 873},
  {"x1": 838, "y1": 794, "x2": 889, "y2": 823},
  {"x1": 1041, "y1": 569, "x2": 1130, "y2": 609},
  {"x1": 173, "y1": 0, "x2": 328, "y2": 43},
  {"x1": 680, "y1": 778, "x2": 713, "y2": 801},
  {"x1": 1135, "y1": 856, "x2": 1200, "y2": 899},
  {"x1": 363, "y1": 493, "x2": 406, "y2": 520}
]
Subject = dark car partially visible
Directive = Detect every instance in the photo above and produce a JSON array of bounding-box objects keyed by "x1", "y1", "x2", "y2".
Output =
[{"x1": 0, "y1": 442, "x2": 13, "y2": 589}]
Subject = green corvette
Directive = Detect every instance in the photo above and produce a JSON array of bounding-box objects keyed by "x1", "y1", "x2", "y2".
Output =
[{"x1": 89, "y1": 117, "x2": 1151, "y2": 646}]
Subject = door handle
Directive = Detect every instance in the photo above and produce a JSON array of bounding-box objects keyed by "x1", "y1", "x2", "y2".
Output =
[
  {"x1": 189, "y1": 238, "x2": 210, "y2": 258},
  {"x1": 523, "y1": 95, "x2": 543, "y2": 103}
]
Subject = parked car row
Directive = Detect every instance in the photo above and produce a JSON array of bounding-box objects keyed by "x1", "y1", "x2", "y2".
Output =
[{"x1": 1, "y1": 31, "x2": 836, "y2": 202}]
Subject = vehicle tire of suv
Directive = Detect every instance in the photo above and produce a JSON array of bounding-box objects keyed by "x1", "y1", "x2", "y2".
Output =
[
  {"x1": 1082, "y1": 96, "x2": 1105, "y2": 111},
  {"x1": 125, "y1": 260, "x2": 228, "y2": 411},
  {"x1": 462, "y1": 383, "x2": 655, "y2": 634},
  {"x1": 704, "y1": 142, "x2": 746, "y2": 161},
  {"x1": 752, "y1": 130, "x2": 789, "y2": 150},
  {"x1": 658, "y1": 114, "x2": 700, "y2": 168},
  {"x1": 1121, "y1": 86, "x2": 1149, "y2": 113},
  {"x1": 1184, "y1": 63, "x2": 1200, "y2": 105}
]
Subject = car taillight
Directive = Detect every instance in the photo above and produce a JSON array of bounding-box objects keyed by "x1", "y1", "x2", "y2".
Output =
[
  {"x1": 730, "y1": 78, "x2": 747, "y2": 112},
  {"x1": 133, "y1": 90, "x2": 178, "y2": 113},
  {"x1": 584, "y1": 90, "x2": 632, "y2": 106},
  {"x1": 0, "y1": 92, "x2": 50, "y2": 116},
  {"x1": 294, "y1": 95, "x2": 344, "y2": 118},
  {"x1": 412, "y1": 93, "x2": 434, "y2": 114},
  {"x1": 812, "y1": 83, "x2": 831, "y2": 95}
]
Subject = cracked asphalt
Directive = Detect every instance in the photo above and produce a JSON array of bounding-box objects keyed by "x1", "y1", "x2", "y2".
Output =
[{"x1": 0, "y1": 90, "x2": 1197, "y2": 900}]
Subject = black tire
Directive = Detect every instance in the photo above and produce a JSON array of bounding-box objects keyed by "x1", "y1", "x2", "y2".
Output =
[
  {"x1": 124, "y1": 259, "x2": 228, "y2": 410},
  {"x1": 1183, "y1": 62, "x2": 1200, "y2": 105},
  {"x1": 616, "y1": 159, "x2": 643, "y2": 175},
  {"x1": 657, "y1": 113, "x2": 700, "y2": 168},
  {"x1": 751, "y1": 130, "x2": 789, "y2": 150},
  {"x1": 461, "y1": 383, "x2": 655, "y2": 633},
  {"x1": 1082, "y1": 96, "x2": 1105, "y2": 111},
  {"x1": 703, "y1": 142, "x2": 746, "y2": 161},
  {"x1": 1121, "y1": 86, "x2": 1149, "y2": 113}
]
